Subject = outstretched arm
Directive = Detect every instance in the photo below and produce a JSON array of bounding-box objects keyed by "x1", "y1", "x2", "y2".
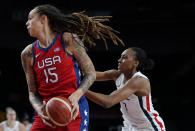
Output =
[
  {"x1": 86, "y1": 76, "x2": 150, "y2": 108},
  {"x1": 96, "y1": 69, "x2": 121, "y2": 81}
]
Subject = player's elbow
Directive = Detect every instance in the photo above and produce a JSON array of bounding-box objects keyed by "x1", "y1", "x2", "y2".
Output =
[
  {"x1": 85, "y1": 71, "x2": 96, "y2": 82},
  {"x1": 103, "y1": 104, "x2": 112, "y2": 109},
  {"x1": 102, "y1": 97, "x2": 114, "y2": 109}
]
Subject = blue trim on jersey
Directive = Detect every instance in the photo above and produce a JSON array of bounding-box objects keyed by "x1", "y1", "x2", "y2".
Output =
[
  {"x1": 71, "y1": 51, "x2": 89, "y2": 131},
  {"x1": 60, "y1": 32, "x2": 74, "y2": 57},
  {"x1": 61, "y1": 32, "x2": 66, "y2": 52},
  {"x1": 32, "y1": 42, "x2": 35, "y2": 67},
  {"x1": 60, "y1": 31, "x2": 80, "y2": 84},
  {"x1": 36, "y1": 33, "x2": 59, "y2": 52},
  {"x1": 78, "y1": 96, "x2": 89, "y2": 131},
  {"x1": 67, "y1": 53, "x2": 74, "y2": 58},
  {"x1": 138, "y1": 96, "x2": 158, "y2": 131},
  {"x1": 72, "y1": 58, "x2": 81, "y2": 89}
]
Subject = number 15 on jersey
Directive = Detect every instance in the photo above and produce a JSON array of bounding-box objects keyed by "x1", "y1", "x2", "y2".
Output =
[{"x1": 43, "y1": 67, "x2": 58, "y2": 84}]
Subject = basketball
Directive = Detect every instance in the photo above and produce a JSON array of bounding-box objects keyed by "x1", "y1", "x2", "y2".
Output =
[{"x1": 45, "y1": 96, "x2": 72, "y2": 126}]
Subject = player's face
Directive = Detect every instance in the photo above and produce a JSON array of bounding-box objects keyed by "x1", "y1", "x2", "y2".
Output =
[
  {"x1": 26, "y1": 8, "x2": 43, "y2": 37},
  {"x1": 118, "y1": 49, "x2": 138, "y2": 73},
  {"x1": 6, "y1": 111, "x2": 16, "y2": 121}
]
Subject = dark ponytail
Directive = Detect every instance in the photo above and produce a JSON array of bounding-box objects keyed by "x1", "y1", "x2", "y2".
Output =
[
  {"x1": 131, "y1": 47, "x2": 154, "y2": 71},
  {"x1": 142, "y1": 58, "x2": 154, "y2": 70}
]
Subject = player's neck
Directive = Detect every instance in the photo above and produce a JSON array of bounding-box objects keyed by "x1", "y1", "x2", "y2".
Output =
[
  {"x1": 123, "y1": 69, "x2": 137, "y2": 82},
  {"x1": 38, "y1": 31, "x2": 57, "y2": 48},
  {"x1": 6, "y1": 120, "x2": 15, "y2": 128}
]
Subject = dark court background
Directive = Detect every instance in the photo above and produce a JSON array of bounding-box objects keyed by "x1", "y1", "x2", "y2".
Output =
[{"x1": 0, "y1": 0, "x2": 193, "y2": 131}]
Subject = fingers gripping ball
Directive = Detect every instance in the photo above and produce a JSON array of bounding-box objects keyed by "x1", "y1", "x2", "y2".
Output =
[{"x1": 45, "y1": 96, "x2": 72, "y2": 126}]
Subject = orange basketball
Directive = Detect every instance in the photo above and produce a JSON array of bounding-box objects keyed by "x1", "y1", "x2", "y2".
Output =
[{"x1": 45, "y1": 96, "x2": 72, "y2": 126}]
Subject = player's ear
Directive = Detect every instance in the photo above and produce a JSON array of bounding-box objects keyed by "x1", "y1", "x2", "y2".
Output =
[
  {"x1": 134, "y1": 60, "x2": 139, "y2": 67},
  {"x1": 40, "y1": 15, "x2": 48, "y2": 24}
]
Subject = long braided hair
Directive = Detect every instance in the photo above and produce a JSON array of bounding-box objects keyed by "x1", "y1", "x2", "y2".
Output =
[{"x1": 35, "y1": 4, "x2": 124, "y2": 49}]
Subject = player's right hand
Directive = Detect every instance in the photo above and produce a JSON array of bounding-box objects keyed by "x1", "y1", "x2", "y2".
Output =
[{"x1": 39, "y1": 101, "x2": 56, "y2": 128}]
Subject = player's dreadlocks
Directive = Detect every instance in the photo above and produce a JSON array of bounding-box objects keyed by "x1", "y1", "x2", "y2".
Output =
[{"x1": 35, "y1": 4, "x2": 124, "y2": 49}]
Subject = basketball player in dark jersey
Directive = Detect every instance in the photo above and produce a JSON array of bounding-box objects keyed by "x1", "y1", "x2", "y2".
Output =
[{"x1": 21, "y1": 4, "x2": 124, "y2": 131}]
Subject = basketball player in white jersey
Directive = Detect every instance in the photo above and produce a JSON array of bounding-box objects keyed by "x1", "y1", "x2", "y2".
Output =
[
  {"x1": 86, "y1": 47, "x2": 166, "y2": 131},
  {"x1": 0, "y1": 107, "x2": 26, "y2": 131}
]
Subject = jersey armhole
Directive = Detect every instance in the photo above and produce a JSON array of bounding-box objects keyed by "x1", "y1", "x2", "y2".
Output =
[
  {"x1": 61, "y1": 32, "x2": 74, "y2": 58},
  {"x1": 61, "y1": 32, "x2": 66, "y2": 52}
]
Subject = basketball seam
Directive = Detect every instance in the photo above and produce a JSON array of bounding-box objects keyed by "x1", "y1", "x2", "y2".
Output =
[{"x1": 46, "y1": 97, "x2": 72, "y2": 126}]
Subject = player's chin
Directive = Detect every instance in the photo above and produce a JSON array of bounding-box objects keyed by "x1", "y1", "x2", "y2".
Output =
[
  {"x1": 28, "y1": 30, "x2": 35, "y2": 37},
  {"x1": 118, "y1": 66, "x2": 125, "y2": 73},
  {"x1": 29, "y1": 32, "x2": 36, "y2": 38},
  {"x1": 28, "y1": 30, "x2": 32, "y2": 36}
]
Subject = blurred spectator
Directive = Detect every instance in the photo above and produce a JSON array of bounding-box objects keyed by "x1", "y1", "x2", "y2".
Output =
[
  {"x1": 0, "y1": 107, "x2": 26, "y2": 131},
  {"x1": 22, "y1": 113, "x2": 32, "y2": 131},
  {"x1": 23, "y1": 119, "x2": 32, "y2": 131}
]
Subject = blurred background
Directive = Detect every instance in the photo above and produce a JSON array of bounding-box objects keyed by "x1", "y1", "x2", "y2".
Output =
[{"x1": 0, "y1": 0, "x2": 193, "y2": 131}]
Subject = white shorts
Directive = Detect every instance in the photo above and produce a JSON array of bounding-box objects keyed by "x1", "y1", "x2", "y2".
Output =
[
  {"x1": 121, "y1": 119, "x2": 166, "y2": 131},
  {"x1": 122, "y1": 121, "x2": 155, "y2": 131},
  {"x1": 122, "y1": 126, "x2": 154, "y2": 131}
]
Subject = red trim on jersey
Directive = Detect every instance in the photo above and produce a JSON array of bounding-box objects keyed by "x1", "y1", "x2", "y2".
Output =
[
  {"x1": 146, "y1": 95, "x2": 164, "y2": 130},
  {"x1": 152, "y1": 113, "x2": 164, "y2": 131},
  {"x1": 146, "y1": 95, "x2": 150, "y2": 112}
]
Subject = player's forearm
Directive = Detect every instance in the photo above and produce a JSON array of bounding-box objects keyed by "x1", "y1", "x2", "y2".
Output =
[
  {"x1": 96, "y1": 70, "x2": 120, "y2": 81},
  {"x1": 29, "y1": 92, "x2": 43, "y2": 113},
  {"x1": 78, "y1": 72, "x2": 96, "y2": 96},
  {"x1": 85, "y1": 90, "x2": 112, "y2": 108},
  {"x1": 69, "y1": 72, "x2": 95, "y2": 106},
  {"x1": 96, "y1": 71, "x2": 106, "y2": 81}
]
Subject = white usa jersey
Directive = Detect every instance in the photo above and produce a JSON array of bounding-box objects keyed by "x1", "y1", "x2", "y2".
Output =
[
  {"x1": 115, "y1": 71, "x2": 166, "y2": 131},
  {"x1": 2, "y1": 121, "x2": 19, "y2": 131}
]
